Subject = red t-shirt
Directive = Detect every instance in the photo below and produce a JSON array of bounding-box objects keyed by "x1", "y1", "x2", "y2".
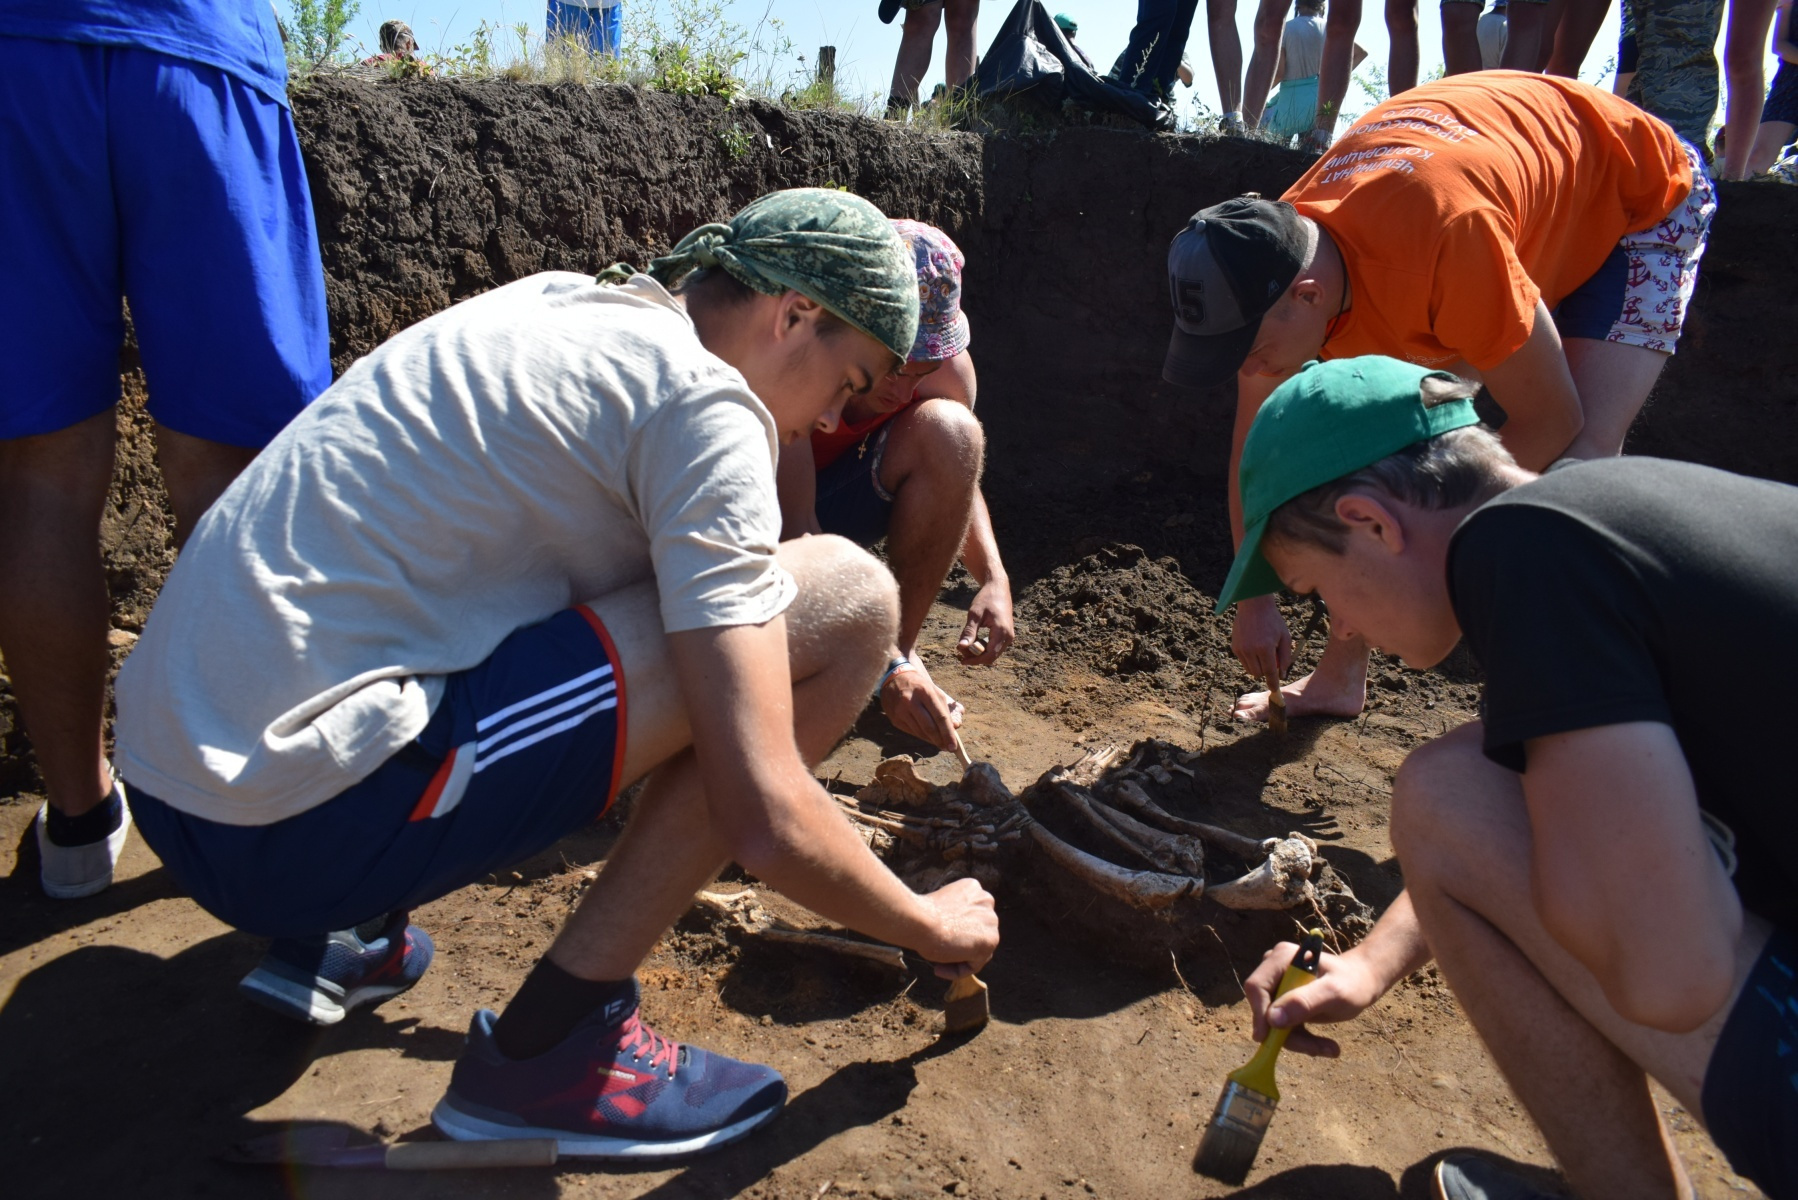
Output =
[
  {"x1": 1283, "y1": 73, "x2": 1692, "y2": 371},
  {"x1": 812, "y1": 388, "x2": 920, "y2": 469}
]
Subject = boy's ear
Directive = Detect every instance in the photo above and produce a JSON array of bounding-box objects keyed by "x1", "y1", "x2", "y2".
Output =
[{"x1": 1333, "y1": 493, "x2": 1407, "y2": 553}]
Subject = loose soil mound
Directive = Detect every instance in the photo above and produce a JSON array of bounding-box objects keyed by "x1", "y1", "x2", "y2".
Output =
[{"x1": 4, "y1": 78, "x2": 1791, "y2": 1199}]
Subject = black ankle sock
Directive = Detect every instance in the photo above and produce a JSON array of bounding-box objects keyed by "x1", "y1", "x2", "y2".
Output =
[
  {"x1": 493, "y1": 959, "x2": 636, "y2": 1061},
  {"x1": 44, "y1": 786, "x2": 123, "y2": 848}
]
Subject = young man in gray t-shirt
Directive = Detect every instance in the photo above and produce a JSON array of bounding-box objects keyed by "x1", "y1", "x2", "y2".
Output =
[{"x1": 115, "y1": 190, "x2": 1000, "y2": 1159}]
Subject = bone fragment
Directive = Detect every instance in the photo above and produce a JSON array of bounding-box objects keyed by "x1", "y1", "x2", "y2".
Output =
[
  {"x1": 961, "y1": 761, "x2": 1014, "y2": 808},
  {"x1": 1055, "y1": 744, "x2": 1124, "y2": 789},
  {"x1": 1025, "y1": 821, "x2": 1197, "y2": 910},
  {"x1": 1053, "y1": 782, "x2": 1204, "y2": 877},
  {"x1": 693, "y1": 889, "x2": 906, "y2": 968},
  {"x1": 855, "y1": 757, "x2": 935, "y2": 808},
  {"x1": 1103, "y1": 779, "x2": 1273, "y2": 862},
  {"x1": 1205, "y1": 836, "x2": 1318, "y2": 910}
]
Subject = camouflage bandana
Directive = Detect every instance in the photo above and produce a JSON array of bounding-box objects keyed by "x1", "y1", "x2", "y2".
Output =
[{"x1": 599, "y1": 188, "x2": 919, "y2": 360}]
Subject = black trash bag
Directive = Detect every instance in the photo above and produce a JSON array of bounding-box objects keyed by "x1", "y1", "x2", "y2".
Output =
[{"x1": 971, "y1": 0, "x2": 1171, "y2": 130}]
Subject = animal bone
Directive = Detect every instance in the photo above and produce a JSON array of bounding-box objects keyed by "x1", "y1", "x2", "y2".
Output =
[
  {"x1": 1058, "y1": 744, "x2": 1125, "y2": 789},
  {"x1": 693, "y1": 889, "x2": 906, "y2": 968},
  {"x1": 1026, "y1": 821, "x2": 1197, "y2": 910},
  {"x1": 1052, "y1": 782, "x2": 1204, "y2": 877},
  {"x1": 961, "y1": 761, "x2": 1014, "y2": 808},
  {"x1": 855, "y1": 757, "x2": 934, "y2": 808},
  {"x1": 1205, "y1": 836, "x2": 1318, "y2": 910},
  {"x1": 1103, "y1": 779, "x2": 1271, "y2": 862}
]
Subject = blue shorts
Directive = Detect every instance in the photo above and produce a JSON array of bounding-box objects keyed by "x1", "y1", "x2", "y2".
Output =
[
  {"x1": 1701, "y1": 926, "x2": 1798, "y2": 1199},
  {"x1": 815, "y1": 425, "x2": 896, "y2": 549},
  {"x1": 1764, "y1": 61, "x2": 1798, "y2": 128},
  {"x1": 0, "y1": 37, "x2": 331, "y2": 446},
  {"x1": 546, "y1": 0, "x2": 622, "y2": 55},
  {"x1": 129, "y1": 607, "x2": 628, "y2": 939}
]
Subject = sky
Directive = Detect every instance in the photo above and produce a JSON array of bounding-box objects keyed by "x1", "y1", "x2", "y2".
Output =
[{"x1": 328, "y1": 0, "x2": 1763, "y2": 129}]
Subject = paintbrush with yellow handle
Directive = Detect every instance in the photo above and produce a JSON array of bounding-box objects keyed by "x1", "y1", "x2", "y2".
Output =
[
  {"x1": 939, "y1": 726, "x2": 988, "y2": 1033},
  {"x1": 1265, "y1": 668, "x2": 1288, "y2": 735},
  {"x1": 1192, "y1": 931, "x2": 1324, "y2": 1184}
]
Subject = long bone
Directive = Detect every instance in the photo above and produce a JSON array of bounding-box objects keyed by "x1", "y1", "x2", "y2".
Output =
[
  {"x1": 1024, "y1": 820, "x2": 1198, "y2": 910},
  {"x1": 1051, "y1": 782, "x2": 1204, "y2": 877},
  {"x1": 1102, "y1": 778, "x2": 1273, "y2": 862},
  {"x1": 1204, "y1": 836, "x2": 1319, "y2": 910}
]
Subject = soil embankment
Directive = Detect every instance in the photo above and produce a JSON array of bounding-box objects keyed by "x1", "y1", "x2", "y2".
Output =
[{"x1": 3, "y1": 78, "x2": 1795, "y2": 1199}]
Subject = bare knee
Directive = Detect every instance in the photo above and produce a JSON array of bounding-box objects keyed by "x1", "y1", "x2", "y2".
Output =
[
  {"x1": 779, "y1": 534, "x2": 899, "y2": 665},
  {"x1": 887, "y1": 399, "x2": 983, "y2": 486},
  {"x1": 1386, "y1": 0, "x2": 1418, "y2": 33},
  {"x1": 943, "y1": 0, "x2": 977, "y2": 37},
  {"x1": 0, "y1": 411, "x2": 118, "y2": 529},
  {"x1": 1390, "y1": 724, "x2": 1496, "y2": 876}
]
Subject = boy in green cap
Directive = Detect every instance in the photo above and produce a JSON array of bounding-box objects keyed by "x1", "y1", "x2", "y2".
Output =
[
  {"x1": 111, "y1": 188, "x2": 999, "y2": 1158},
  {"x1": 1224, "y1": 356, "x2": 1798, "y2": 1199}
]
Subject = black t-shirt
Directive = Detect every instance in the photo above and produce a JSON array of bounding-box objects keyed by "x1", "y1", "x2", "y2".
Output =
[{"x1": 1447, "y1": 457, "x2": 1798, "y2": 930}]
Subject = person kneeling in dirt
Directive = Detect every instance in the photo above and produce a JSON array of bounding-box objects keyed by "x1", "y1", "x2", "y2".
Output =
[
  {"x1": 777, "y1": 219, "x2": 1013, "y2": 755},
  {"x1": 1160, "y1": 72, "x2": 1715, "y2": 730},
  {"x1": 1224, "y1": 356, "x2": 1798, "y2": 1199},
  {"x1": 111, "y1": 189, "x2": 999, "y2": 1159}
]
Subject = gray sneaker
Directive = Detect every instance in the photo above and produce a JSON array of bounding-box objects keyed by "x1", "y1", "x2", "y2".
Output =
[
  {"x1": 35, "y1": 778, "x2": 132, "y2": 899},
  {"x1": 1434, "y1": 1154, "x2": 1563, "y2": 1200}
]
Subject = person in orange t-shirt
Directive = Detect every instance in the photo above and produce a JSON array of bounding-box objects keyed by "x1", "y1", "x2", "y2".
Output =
[
  {"x1": 777, "y1": 220, "x2": 1012, "y2": 753},
  {"x1": 1158, "y1": 72, "x2": 1715, "y2": 727}
]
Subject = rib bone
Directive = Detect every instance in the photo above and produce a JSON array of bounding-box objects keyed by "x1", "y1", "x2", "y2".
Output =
[
  {"x1": 1104, "y1": 779, "x2": 1273, "y2": 862},
  {"x1": 1054, "y1": 782, "x2": 1204, "y2": 877},
  {"x1": 1205, "y1": 836, "x2": 1318, "y2": 910},
  {"x1": 1025, "y1": 821, "x2": 1197, "y2": 910}
]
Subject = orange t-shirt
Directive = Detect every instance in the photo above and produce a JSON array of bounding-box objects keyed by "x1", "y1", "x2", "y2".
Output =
[{"x1": 1283, "y1": 73, "x2": 1692, "y2": 372}]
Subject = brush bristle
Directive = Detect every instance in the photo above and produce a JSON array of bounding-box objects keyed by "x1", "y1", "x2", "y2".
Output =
[{"x1": 1192, "y1": 1080, "x2": 1276, "y2": 1184}]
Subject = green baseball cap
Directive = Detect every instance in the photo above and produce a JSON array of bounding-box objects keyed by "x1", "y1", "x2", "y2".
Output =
[{"x1": 1215, "y1": 356, "x2": 1480, "y2": 614}]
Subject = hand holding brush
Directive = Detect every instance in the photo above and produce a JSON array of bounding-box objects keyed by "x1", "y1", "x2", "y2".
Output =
[{"x1": 1193, "y1": 931, "x2": 1325, "y2": 1184}]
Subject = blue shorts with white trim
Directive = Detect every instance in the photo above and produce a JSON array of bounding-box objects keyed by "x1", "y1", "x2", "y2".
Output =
[{"x1": 129, "y1": 606, "x2": 627, "y2": 939}]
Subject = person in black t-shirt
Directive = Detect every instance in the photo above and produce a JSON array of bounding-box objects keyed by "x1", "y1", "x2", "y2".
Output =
[{"x1": 1213, "y1": 355, "x2": 1798, "y2": 1200}]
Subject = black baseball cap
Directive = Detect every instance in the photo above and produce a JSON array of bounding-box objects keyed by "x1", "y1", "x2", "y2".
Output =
[{"x1": 1162, "y1": 196, "x2": 1314, "y2": 388}]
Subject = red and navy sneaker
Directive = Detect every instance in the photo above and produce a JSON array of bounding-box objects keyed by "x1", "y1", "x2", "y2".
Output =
[
  {"x1": 432, "y1": 982, "x2": 787, "y2": 1159},
  {"x1": 237, "y1": 911, "x2": 434, "y2": 1026}
]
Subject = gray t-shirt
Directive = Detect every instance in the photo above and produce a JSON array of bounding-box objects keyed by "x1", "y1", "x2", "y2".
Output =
[{"x1": 116, "y1": 272, "x2": 796, "y2": 825}]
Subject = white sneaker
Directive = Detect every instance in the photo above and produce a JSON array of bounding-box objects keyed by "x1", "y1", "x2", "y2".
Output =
[{"x1": 35, "y1": 778, "x2": 132, "y2": 899}]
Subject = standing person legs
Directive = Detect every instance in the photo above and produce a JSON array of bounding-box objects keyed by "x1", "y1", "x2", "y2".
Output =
[
  {"x1": 1443, "y1": 0, "x2": 1487, "y2": 71},
  {"x1": 1388, "y1": 0, "x2": 1422, "y2": 94},
  {"x1": 1544, "y1": 0, "x2": 1614, "y2": 74},
  {"x1": 1309, "y1": 0, "x2": 1365, "y2": 149},
  {"x1": 1499, "y1": 0, "x2": 1554, "y2": 66},
  {"x1": 888, "y1": 1, "x2": 945, "y2": 111},
  {"x1": 1208, "y1": 0, "x2": 1247, "y2": 120},
  {"x1": 0, "y1": 39, "x2": 328, "y2": 897},
  {"x1": 942, "y1": 0, "x2": 979, "y2": 89},
  {"x1": 1244, "y1": 0, "x2": 1294, "y2": 124}
]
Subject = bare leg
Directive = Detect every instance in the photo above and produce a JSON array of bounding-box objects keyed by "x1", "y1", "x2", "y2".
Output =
[
  {"x1": 1243, "y1": 0, "x2": 1290, "y2": 124},
  {"x1": 1391, "y1": 725, "x2": 1769, "y2": 1199},
  {"x1": 153, "y1": 422, "x2": 258, "y2": 551},
  {"x1": 1233, "y1": 629, "x2": 1370, "y2": 721},
  {"x1": 1500, "y1": 0, "x2": 1550, "y2": 68},
  {"x1": 1747, "y1": 119, "x2": 1797, "y2": 174},
  {"x1": 1312, "y1": 0, "x2": 1365, "y2": 146},
  {"x1": 1387, "y1": 0, "x2": 1421, "y2": 94},
  {"x1": 0, "y1": 410, "x2": 118, "y2": 818},
  {"x1": 1544, "y1": 0, "x2": 1610, "y2": 75},
  {"x1": 878, "y1": 399, "x2": 983, "y2": 659},
  {"x1": 546, "y1": 536, "x2": 897, "y2": 981},
  {"x1": 1208, "y1": 0, "x2": 1246, "y2": 112},
  {"x1": 942, "y1": 0, "x2": 978, "y2": 88},
  {"x1": 1561, "y1": 336, "x2": 1668, "y2": 460},
  {"x1": 1442, "y1": 1, "x2": 1484, "y2": 72},
  {"x1": 889, "y1": 1, "x2": 944, "y2": 107}
]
